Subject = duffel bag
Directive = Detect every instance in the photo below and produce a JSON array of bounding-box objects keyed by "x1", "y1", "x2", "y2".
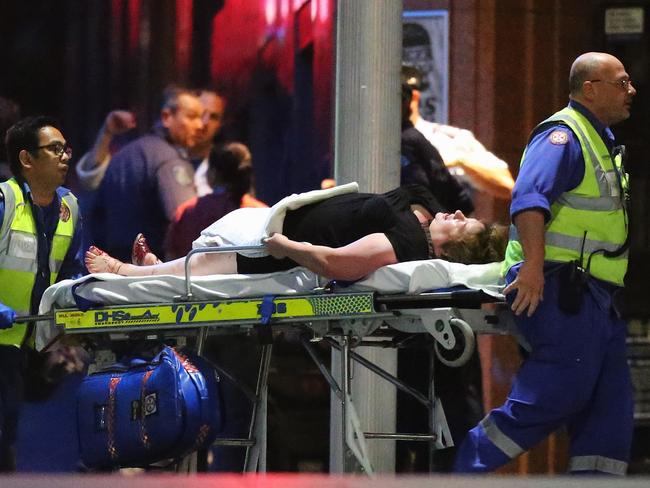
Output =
[{"x1": 77, "y1": 346, "x2": 221, "y2": 468}]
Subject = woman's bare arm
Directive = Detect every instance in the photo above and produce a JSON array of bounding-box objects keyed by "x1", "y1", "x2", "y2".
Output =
[{"x1": 263, "y1": 233, "x2": 397, "y2": 281}]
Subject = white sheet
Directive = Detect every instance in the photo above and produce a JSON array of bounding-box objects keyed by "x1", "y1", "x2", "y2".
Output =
[
  {"x1": 35, "y1": 260, "x2": 504, "y2": 350},
  {"x1": 348, "y1": 260, "x2": 504, "y2": 297}
]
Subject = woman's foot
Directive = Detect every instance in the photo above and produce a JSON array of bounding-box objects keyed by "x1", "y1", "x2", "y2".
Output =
[
  {"x1": 132, "y1": 233, "x2": 161, "y2": 266},
  {"x1": 85, "y1": 246, "x2": 124, "y2": 274}
]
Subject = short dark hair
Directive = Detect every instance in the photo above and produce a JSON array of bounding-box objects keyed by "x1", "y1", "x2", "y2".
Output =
[
  {"x1": 5, "y1": 115, "x2": 61, "y2": 177},
  {"x1": 401, "y1": 65, "x2": 424, "y2": 91},
  {"x1": 401, "y1": 81, "x2": 414, "y2": 123},
  {"x1": 160, "y1": 85, "x2": 198, "y2": 112},
  {"x1": 196, "y1": 86, "x2": 227, "y2": 101}
]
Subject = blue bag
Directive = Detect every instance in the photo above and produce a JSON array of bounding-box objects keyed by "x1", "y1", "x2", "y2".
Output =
[{"x1": 77, "y1": 346, "x2": 221, "y2": 468}]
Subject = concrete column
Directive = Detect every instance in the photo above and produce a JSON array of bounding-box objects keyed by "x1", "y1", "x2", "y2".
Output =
[
  {"x1": 333, "y1": 0, "x2": 402, "y2": 192},
  {"x1": 330, "y1": 0, "x2": 402, "y2": 474}
]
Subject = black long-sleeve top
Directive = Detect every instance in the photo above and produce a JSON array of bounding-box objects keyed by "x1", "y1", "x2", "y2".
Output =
[{"x1": 400, "y1": 122, "x2": 474, "y2": 215}]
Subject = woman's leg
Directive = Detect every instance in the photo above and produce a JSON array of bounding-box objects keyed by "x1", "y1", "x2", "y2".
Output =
[{"x1": 85, "y1": 246, "x2": 238, "y2": 276}]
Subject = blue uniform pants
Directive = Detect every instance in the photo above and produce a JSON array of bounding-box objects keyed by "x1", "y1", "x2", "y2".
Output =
[{"x1": 454, "y1": 271, "x2": 633, "y2": 475}]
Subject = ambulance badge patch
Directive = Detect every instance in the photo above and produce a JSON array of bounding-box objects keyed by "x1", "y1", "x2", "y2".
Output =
[
  {"x1": 172, "y1": 165, "x2": 193, "y2": 186},
  {"x1": 549, "y1": 130, "x2": 568, "y2": 145},
  {"x1": 59, "y1": 203, "x2": 70, "y2": 222}
]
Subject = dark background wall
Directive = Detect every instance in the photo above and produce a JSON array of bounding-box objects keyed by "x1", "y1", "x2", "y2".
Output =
[{"x1": 0, "y1": 0, "x2": 334, "y2": 205}]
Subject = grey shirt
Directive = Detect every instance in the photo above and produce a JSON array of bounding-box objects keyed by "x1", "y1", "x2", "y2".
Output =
[{"x1": 90, "y1": 130, "x2": 196, "y2": 261}]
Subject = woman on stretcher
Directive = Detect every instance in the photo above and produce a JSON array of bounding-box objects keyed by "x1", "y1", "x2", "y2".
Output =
[{"x1": 85, "y1": 186, "x2": 507, "y2": 281}]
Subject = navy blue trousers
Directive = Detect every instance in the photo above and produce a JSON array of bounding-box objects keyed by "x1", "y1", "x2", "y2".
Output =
[{"x1": 454, "y1": 270, "x2": 633, "y2": 475}]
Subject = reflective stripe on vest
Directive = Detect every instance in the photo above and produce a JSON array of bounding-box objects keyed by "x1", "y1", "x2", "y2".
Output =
[
  {"x1": 503, "y1": 107, "x2": 628, "y2": 285},
  {"x1": 0, "y1": 179, "x2": 78, "y2": 346},
  {"x1": 508, "y1": 226, "x2": 629, "y2": 261}
]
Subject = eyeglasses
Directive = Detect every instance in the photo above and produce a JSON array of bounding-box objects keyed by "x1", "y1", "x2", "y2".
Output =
[
  {"x1": 36, "y1": 142, "x2": 72, "y2": 159},
  {"x1": 589, "y1": 78, "x2": 634, "y2": 91}
]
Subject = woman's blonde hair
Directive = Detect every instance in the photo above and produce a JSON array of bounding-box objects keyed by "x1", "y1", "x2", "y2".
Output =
[{"x1": 440, "y1": 222, "x2": 509, "y2": 264}]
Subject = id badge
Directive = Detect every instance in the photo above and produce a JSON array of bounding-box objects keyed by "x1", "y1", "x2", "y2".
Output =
[{"x1": 7, "y1": 230, "x2": 37, "y2": 260}]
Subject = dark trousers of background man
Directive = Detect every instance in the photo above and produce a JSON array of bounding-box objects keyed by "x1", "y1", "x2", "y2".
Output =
[
  {"x1": 0, "y1": 346, "x2": 24, "y2": 472},
  {"x1": 396, "y1": 347, "x2": 484, "y2": 472}
]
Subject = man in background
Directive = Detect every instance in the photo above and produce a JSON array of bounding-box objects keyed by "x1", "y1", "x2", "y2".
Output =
[
  {"x1": 400, "y1": 80, "x2": 474, "y2": 215},
  {"x1": 76, "y1": 88, "x2": 226, "y2": 197},
  {"x1": 396, "y1": 80, "x2": 480, "y2": 473},
  {"x1": 90, "y1": 87, "x2": 203, "y2": 261},
  {"x1": 190, "y1": 89, "x2": 227, "y2": 196},
  {"x1": 401, "y1": 65, "x2": 514, "y2": 201}
]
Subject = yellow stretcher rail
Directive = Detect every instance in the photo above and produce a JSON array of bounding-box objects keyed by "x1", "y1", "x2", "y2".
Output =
[{"x1": 54, "y1": 292, "x2": 379, "y2": 333}]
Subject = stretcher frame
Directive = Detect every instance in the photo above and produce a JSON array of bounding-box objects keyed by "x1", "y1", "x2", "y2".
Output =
[{"x1": 39, "y1": 246, "x2": 518, "y2": 473}]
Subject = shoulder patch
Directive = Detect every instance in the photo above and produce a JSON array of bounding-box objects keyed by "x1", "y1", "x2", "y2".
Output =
[
  {"x1": 172, "y1": 165, "x2": 193, "y2": 186},
  {"x1": 549, "y1": 130, "x2": 568, "y2": 145}
]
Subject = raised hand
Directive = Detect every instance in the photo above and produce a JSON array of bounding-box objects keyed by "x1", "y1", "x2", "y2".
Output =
[{"x1": 104, "y1": 110, "x2": 136, "y2": 136}]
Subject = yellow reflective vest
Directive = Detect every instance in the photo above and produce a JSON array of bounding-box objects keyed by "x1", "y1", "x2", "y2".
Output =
[
  {"x1": 0, "y1": 178, "x2": 78, "y2": 346},
  {"x1": 503, "y1": 106, "x2": 628, "y2": 286}
]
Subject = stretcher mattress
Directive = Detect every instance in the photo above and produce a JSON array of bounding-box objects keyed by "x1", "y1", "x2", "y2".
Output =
[{"x1": 36, "y1": 259, "x2": 503, "y2": 349}]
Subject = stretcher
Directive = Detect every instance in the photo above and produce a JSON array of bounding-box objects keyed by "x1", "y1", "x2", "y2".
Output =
[{"x1": 33, "y1": 246, "x2": 519, "y2": 474}]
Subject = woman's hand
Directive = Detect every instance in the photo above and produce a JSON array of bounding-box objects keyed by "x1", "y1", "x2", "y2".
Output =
[{"x1": 263, "y1": 233, "x2": 292, "y2": 259}]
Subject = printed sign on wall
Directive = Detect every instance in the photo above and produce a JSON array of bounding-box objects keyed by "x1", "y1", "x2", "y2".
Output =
[{"x1": 403, "y1": 10, "x2": 449, "y2": 124}]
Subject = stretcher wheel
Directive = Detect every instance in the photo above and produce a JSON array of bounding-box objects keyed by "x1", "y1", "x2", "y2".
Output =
[{"x1": 434, "y1": 318, "x2": 475, "y2": 367}]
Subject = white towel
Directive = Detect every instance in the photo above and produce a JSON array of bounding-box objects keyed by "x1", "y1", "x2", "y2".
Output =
[{"x1": 192, "y1": 182, "x2": 359, "y2": 257}]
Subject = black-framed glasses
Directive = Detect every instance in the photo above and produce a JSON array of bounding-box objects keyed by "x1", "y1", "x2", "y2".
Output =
[
  {"x1": 589, "y1": 78, "x2": 633, "y2": 91},
  {"x1": 36, "y1": 142, "x2": 72, "y2": 158}
]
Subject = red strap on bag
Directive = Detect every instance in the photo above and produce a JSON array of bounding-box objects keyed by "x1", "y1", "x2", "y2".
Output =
[
  {"x1": 139, "y1": 370, "x2": 154, "y2": 449},
  {"x1": 172, "y1": 349, "x2": 211, "y2": 450},
  {"x1": 107, "y1": 376, "x2": 122, "y2": 460}
]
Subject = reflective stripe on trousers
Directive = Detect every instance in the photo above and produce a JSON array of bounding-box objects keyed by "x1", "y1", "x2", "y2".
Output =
[
  {"x1": 479, "y1": 416, "x2": 523, "y2": 459},
  {"x1": 569, "y1": 455, "x2": 627, "y2": 475}
]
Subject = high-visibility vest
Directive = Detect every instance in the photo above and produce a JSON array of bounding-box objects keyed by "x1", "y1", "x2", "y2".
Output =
[
  {"x1": 503, "y1": 106, "x2": 628, "y2": 286},
  {"x1": 0, "y1": 178, "x2": 78, "y2": 346}
]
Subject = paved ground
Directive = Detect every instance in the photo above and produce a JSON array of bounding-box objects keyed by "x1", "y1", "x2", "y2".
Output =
[{"x1": 2, "y1": 474, "x2": 650, "y2": 488}]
